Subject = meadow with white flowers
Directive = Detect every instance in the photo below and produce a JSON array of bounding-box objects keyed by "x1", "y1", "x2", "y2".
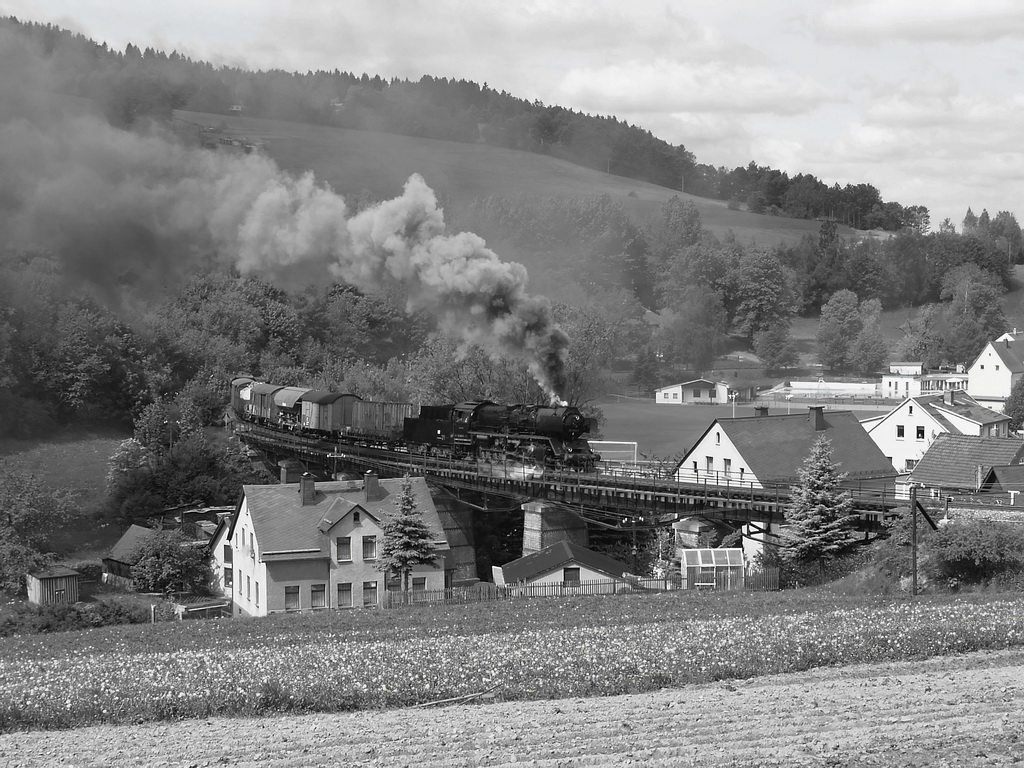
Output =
[{"x1": 1, "y1": 591, "x2": 1022, "y2": 732}]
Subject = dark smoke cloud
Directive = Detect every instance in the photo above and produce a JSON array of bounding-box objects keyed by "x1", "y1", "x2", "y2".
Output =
[{"x1": 0, "y1": 27, "x2": 569, "y2": 400}]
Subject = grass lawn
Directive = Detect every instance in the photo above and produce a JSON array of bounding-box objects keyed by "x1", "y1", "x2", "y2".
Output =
[
  {"x1": 595, "y1": 398, "x2": 750, "y2": 459},
  {"x1": 0, "y1": 425, "x2": 131, "y2": 558},
  {"x1": 175, "y1": 109, "x2": 851, "y2": 249}
]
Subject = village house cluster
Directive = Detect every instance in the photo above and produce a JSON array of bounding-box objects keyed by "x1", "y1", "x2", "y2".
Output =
[{"x1": 51, "y1": 329, "x2": 1023, "y2": 617}]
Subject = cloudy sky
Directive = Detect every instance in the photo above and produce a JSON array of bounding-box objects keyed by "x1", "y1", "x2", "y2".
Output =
[{"x1": 4, "y1": 0, "x2": 1023, "y2": 228}]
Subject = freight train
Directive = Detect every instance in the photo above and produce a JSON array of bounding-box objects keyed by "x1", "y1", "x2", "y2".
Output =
[{"x1": 230, "y1": 377, "x2": 600, "y2": 470}]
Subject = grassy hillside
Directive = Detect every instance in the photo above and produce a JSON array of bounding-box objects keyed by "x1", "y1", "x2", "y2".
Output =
[{"x1": 175, "y1": 109, "x2": 854, "y2": 248}]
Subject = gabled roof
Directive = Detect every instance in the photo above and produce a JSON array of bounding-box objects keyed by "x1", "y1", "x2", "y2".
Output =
[
  {"x1": 916, "y1": 392, "x2": 1009, "y2": 428},
  {"x1": 661, "y1": 378, "x2": 725, "y2": 389},
  {"x1": 316, "y1": 497, "x2": 378, "y2": 534},
  {"x1": 907, "y1": 434, "x2": 1024, "y2": 490},
  {"x1": 499, "y1": 541, "x2": 630, "y2": 583},
  {"x1": 982, "y1": 464, "x2": 1024, "y2": 492},
  {"x1": 869, "y1": 392, "x2": 1008, "y2": 436},
  {"x1": 106, "y1": 524, "x2": 158, "y2": 565},
  {"x1": 680, "y1": 409, "x2": 896, "y2": 484},
  {"x1": 240, "y1": 477, "x2": 448, "y2": 559},
  {"x1": 982, "y1": 334, "x2": 1024, "y2": 373}
]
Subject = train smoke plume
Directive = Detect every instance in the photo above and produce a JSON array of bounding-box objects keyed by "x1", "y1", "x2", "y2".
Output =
[{"x1": 0, "y1": 30, "x2": 569, "y2": 401}]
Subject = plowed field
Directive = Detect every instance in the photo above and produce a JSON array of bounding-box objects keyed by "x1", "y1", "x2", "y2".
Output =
[{"x1": 3, "y1": 648, "x2": 1022, "y2": 767}]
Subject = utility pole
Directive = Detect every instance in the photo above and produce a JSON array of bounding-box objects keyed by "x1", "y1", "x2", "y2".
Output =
[{"x1": 910, "y1": 484, "x2": 918, "y2": 597}]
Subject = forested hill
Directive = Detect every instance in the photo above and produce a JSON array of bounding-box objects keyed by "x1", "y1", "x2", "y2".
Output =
[{"x1": 7, "y1": 16, "x2": 924, "y2": 233}]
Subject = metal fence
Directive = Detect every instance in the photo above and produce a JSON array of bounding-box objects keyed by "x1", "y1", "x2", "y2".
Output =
[{"x1": 382, "y1": 578, "x2": 676, "y2": 608}]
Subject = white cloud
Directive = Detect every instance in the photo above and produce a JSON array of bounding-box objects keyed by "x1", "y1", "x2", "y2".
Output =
[
  {"x1": 556, "y1": 59, "x2": 832, "y2": 117},
  {"x1": 814, "y1": 0, "x2": 1024, "y2": 44}
]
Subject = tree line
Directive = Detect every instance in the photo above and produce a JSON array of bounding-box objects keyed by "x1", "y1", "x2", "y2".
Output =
[{"x1": 6, "y1": 16, "x2": 933, "y2": 234}]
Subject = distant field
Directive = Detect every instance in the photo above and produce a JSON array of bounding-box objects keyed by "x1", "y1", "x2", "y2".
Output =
[
  {"x1": 0, "y1": 427, "x2": 131, "y2": 557},
  {"x1": 595, "y1": 399, "x2": 748, "y2": 459},
  {"x1": 174, "y1": 109, "x2": 854, "y2": 249}
]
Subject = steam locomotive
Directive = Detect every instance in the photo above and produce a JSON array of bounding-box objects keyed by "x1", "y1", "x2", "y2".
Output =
[{"x1": 230, "y1": 377, "x2": 600, "y2": 470}]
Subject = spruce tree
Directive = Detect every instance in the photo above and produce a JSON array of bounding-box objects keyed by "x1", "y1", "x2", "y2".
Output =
[
  {"x1": 778, "y1": 436, "x2": 860, "y2": 578},
  {"x1": 377, "y1": 475, "x2": 439, "y2": 592}
]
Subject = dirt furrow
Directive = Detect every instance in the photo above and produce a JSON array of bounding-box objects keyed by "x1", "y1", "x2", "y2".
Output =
[{"x1": 2, "y1": 649, "x2": 1023, "y2": 767}]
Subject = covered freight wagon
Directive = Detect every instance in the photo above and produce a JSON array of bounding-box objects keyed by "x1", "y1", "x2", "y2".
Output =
[
  {"x1": 351, "y1": 400, "x2": 416, "y2": 439},
  {"x1": 249, "y1": 383, "x2": 284, "y2": 423},
  {"x1": 301, "y1": 391, "x2": 361, "y2": 434},
  {"x1": 230, "y1": 376, "x2": 256, "y2": 417}
]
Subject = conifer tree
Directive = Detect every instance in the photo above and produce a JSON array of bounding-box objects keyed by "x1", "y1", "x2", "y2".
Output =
[
  {"x1": 778, "y1": 436, "x2": 860, "y2": 578},
  {"x1": 377, "y1": 475, "x2": 439, "y2": 591}
]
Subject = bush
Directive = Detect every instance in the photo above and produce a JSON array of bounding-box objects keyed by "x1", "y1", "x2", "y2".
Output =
[
  {"x1": 62, "y1": 560, "x2": 103, "y2": 582},
  {"x1": 925, "y1": 520, "x2": 1024, "y2": 585},
  {"x1": 0, "y1": 598, "x2": 151, "y2": 637}
]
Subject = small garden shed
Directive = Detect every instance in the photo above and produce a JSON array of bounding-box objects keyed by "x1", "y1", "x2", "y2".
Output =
[{"x1": 26, "y1": 565, "x2": 80, "y2": 606}]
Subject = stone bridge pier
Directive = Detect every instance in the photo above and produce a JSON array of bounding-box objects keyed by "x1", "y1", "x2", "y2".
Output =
[{"x1": 521, "y1": 500, "x2": 588, "y2": 556}]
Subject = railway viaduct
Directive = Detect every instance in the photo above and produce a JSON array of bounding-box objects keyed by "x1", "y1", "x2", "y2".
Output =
[{"x1": 235, "y1": 423, "x2": 900, "y2": 545}]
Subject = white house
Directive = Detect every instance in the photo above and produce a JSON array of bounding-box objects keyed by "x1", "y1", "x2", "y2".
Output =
[
  {"x1": 967, "y1": 331, "x2": 1024, "y2": 411},
  {"x1": 865, "y1": 390, "x2": 1011, "y2": 474},
  {"x1": 657, "y1": 379, "x2": 729, "y2": 404},
  {"x1": 673, "y1": 406, "x2": 897, "y2": 563},
  {"x1": 212, "y1": 472, "x2": 451, "y2": 617},
  {"x1": 674, "y1": 406, "x2": 895, "y2": 489},
  {"x1": 492, "y1": 540, "x2": 631, "y2": 587}
]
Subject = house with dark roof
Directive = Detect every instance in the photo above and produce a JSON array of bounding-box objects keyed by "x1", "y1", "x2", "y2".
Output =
[
  {"x1": 900, "y1": 434, "x2": 1024, "y2": 500},
  {"x1": 102, "y1": 524, "x2": 159, "y2": 588},
  {"x1": 865, "y1": 390, "x2": 1011, "y2": 473},
  {"x1": 673, "y1": 406, "x2": 896, "y2": 489},
  {"x1": 673, "y1": 406, "x2": 896, "y2": 565},
  {"x1": 967, "y1": 331, "x2": 1024, "y2": 411},
  {"x1": 492, "y1": 540, "x2": 631, "y2": 587},
  {"x1": 213, "y1": 472, "x2": 454, "y2": 617}
]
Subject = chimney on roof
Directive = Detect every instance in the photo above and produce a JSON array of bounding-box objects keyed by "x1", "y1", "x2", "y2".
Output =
[
  {"x1": 945, "y1": 390, "x2": 955, "y2": 406},
  {"x1": 364, "y1": 470, "x2": 384, "y2": 502},
  {"x1": 1006, "y1": 338, "x2": 1011, "y2": 349},
  {"x1": 299, "y1": 472, "x2": 316, "y2": 506},
  {"x1": 808, "y1": 406, "x2": 825, "y2": 431},
  {"x1": 977, "y1": 465, "x2": 983, "y2": 492},
  {"x1": 754, "y1": 406, "x2": 769, "y2": 417}
]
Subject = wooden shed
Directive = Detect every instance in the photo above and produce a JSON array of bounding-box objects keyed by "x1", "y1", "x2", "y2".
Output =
[{"x1": 26, "y1": 566, "x2": 80, "y2": 606}]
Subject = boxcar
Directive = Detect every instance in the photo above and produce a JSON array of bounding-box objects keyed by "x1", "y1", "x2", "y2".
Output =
[
  {"x1": 230, "y1": 376, "x2": 255, "y2": 418},
  {"x1": 301, "y1": 391, "x2": 361, "y2": 435},
  {"x1": 250, "y1": 383, "x2": 285, "y2": 423},
  {"x1": 351, "y1": 400, "x2": 416, "y2": 439}
]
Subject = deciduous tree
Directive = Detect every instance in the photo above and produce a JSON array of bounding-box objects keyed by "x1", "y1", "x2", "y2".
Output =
[
  {"x1": 129, "y1": 530, "x2": 212, "y2": 594},
  {"x1": 0, "y1": 462, "x2": 75, "y2": 591},
  {"x1": 817, "y1": 290, "x2": 861, "y2": 369},
  {"x1": 1004, "y1": 377, "x2": 1024, "y2": 432}
]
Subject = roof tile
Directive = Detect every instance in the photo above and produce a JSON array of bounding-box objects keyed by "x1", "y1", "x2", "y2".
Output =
[
  {"x1": 908, "y1": 434, "x2": 1024, "y2": 490},
  {"x1": 500, "y1": 541, "x2": 630, "y2": 583}
]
